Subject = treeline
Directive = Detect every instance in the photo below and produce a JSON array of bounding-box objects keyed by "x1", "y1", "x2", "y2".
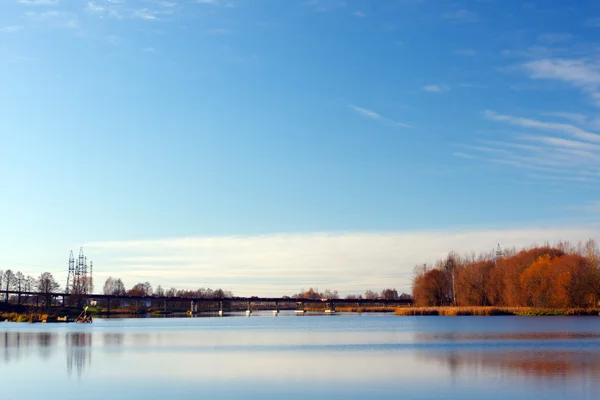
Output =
[
  {"x1": 412, "y1": 239, "x2": 600, "y2": 308},
  {"x1": 293, "y1": 288, "x2": 410, "y2": 300},
  {"x1": 0, "y1": 270, "x2": 63, "y2": 307},
  {"x1": 102, "y1": 276, "x2": 233, "y2": 298}
]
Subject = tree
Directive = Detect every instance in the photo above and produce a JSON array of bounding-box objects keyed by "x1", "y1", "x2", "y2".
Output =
[
  {"x1": 103, "y1": 277, "x2": 127, "y2": 296},
  {"x1": 381, "y1": 288, "x2": 399, "y2": 300},
  {"x1": 155, "y1": 285, "x2": 165, "y2": 297},
  {"x1": 37, "y1": 272, "x2": 60, "y2": 309},
  {"x1": 103, "y1": 277, "x2": 115, "y2": 295},
  {"x1": 3, "y1": 269, "x2": 15, "y2": 303},
  {"x1": 128, "y1": 282, "x2": 152, "y2": 297},
  {"x1": 520, "y1": 255, "x2": 555, "y2": 308},
  {"x1": 456, "y1": 261, "x2": 493, "y2": 306},
  {"x1": 364, "y1": 290, "x2": 379, "y2": 300},
  {"x1": 346, "y1": 294, "x2": 363, "y2": 300},
  {"x1": 413, "y1": 269, "x2": 450, "y2": 306}
]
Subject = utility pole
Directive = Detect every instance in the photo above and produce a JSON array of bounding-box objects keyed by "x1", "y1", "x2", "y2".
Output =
[{"x1": 17, "y1": 275, "x2": 22, "y2": 305}]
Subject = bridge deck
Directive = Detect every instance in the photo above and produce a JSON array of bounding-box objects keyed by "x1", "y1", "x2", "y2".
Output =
[{"x1": 0, "y1": 290, "x2": 412, "y2": 305}]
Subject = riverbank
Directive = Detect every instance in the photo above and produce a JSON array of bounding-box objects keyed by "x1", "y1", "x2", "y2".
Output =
[
  {"x1": 0, "y1": 312, "x2": 66, "y2": 323},
  {"x1": 394, "y1": 307, "x2": 600, "y2": 316}
]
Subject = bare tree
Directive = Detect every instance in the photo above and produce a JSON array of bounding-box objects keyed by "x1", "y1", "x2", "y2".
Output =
[
  {"x1": 103, "y1": 277, "x2": 127, "y2": 296},
  {"x1": 381, "y1": 288, "x2": 399, "y2": 300},
  {"x1": 3, "y1": 270, "x2": 15, "y2": 303},
  {"x1": 364, "y1": 290, "x2": 379, "y2": 300},
  {"x1": 37, "y1": 272, "x2": 60, "y2": 309}
]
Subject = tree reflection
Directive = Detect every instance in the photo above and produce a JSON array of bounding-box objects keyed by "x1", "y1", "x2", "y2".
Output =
[
  {"x1": 1, "y1": 332, "x2": 56, "y2": 363},
  {"x1": 418, "y1": 350, "x2": 600, "y2": 379},
  {"x1": 66, "y1": 333, "x2": 92, "y2": 380}
]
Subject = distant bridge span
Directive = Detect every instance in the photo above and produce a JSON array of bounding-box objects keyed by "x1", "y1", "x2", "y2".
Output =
[{"x1": 0, "y1": 290, "x2": 413, "y2": 314}]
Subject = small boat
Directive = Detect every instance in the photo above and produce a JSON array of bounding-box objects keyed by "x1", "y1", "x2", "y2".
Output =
[{"x1": 75, "y1": 306, "x2": 93, "y2": 323}]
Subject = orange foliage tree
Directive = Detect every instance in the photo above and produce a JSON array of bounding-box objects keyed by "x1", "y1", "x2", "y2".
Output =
[{"x1": 412, "y1": 241, "x2": 600, "y2": 308}]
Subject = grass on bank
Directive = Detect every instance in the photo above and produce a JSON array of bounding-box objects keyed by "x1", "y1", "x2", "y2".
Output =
[{"x1": 394, "y1": 307, "x2": 600, "y2": 316}]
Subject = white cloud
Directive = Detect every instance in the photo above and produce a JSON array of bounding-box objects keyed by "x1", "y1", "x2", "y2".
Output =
[
  {"x1": 353, "y1": 11, "x2": 365, "y2": 17},
  {"x1": 19, "y1": 0, "x2": 58, "y2": 5},
  {"x1": 423, "y1": 84, "x2": 448, "y2": 93},
  {"x1": 585, "y1": 18, "x2": 600, "y2": 28},
  {"x1": 541, "y1": 112, "x2": 588, "y2": 125},
  {"x1": 84, "y1": 227, "x2": 600, "y2": 296},
  {"x1": 348, "y1": 105, "x2": 412, "y2": 128},
  {"x1": 537, "y1": 33, "x2": 573, "y2": 43},
  {"x1": 305, "y1": 0, "x2": 347, "y2": 12},
  {"x1": 523, "y1": 58, "x2": 600, "y2": 107},
  {"x1": 484, "y1": 110, "x2": 600, "y2": 142},
  {"x1": 0, "y1": 26, "x2": 24, "y2": 33},
  {"x1": 133, "y1": 8, "x2": 159, "y2": 20}
]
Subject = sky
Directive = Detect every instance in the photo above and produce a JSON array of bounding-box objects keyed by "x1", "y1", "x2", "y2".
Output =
[{"x1": 1, "y1": 0, "x2": 600, "y2": 296}]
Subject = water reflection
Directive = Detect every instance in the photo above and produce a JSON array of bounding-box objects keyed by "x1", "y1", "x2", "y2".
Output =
[
  {"x1": 416, "y1": 332, "x2": 600, "y2": 341},
  {"x1": 1, "y1": 331, "x2": 56, "y2": 363},
  {"x1": 66, "y1": 333, "x2": 92, "y2": 380},
  {"x1": 1, "y1": 317, "x2": 600, "y2": 399},
  {"x1": 418, "y1": 350, "x2": 600, "y2": 379}
]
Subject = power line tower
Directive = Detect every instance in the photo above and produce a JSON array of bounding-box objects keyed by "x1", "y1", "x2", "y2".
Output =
[
  {"x1": 89, "y1": 261, "x2": 94, "y2": 294},
  {"x1": 66, "y1": 250, "x2": 75, "y2": 294},
  {"x1": 496, "y1": 243, "x2": 503, "y2": 260}
]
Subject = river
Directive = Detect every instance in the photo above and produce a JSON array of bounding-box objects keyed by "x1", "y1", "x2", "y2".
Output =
[{"x1": 1, "y1": 313, "x2": 599, "y2": 399}]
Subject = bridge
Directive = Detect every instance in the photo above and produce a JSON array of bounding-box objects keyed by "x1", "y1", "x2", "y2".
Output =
[{"x1": 0, "y1": 290, "x2": 413, "y2": 315}]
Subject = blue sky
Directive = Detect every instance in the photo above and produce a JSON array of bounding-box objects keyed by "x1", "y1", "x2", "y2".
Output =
[{"x1": 1, "y1": 0, "x2": 600, "y2": 295}]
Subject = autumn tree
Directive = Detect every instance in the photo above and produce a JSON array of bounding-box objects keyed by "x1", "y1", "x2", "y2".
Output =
[
  {"x1": 456, "y1": 261, "x2": 493, "y2": 306},
  {"x1": 413, "y1": 269, "x2": 450, "y2": 306},
  {"x1": 128, "y1": 282, "x2": 153, "y2": 297}
]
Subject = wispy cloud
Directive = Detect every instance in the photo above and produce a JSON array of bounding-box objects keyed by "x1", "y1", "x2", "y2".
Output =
[
  {"x1": 443, "y1": 9, "x2": 479, "y2": 23},
  {"x1": 133, "y1": 8, "x2": 160, "y2": 20},
  {"x1": 585, "y1": 18, "x2": 600, "y2": 28},
  {"x1": 484, "y1": 110, "x2": 600, "y2": 143},
  {"x1": 25, "y1": 9, "x2": 79, "y2": 28},
  {"x1": 537, "y1": 33, "x2": 573, "y2": 43},
  {"x1": 348, "y1": 105, "x2": 412, "y2": 129},
  {"x1": 84, "y1": 227, "x2": 600, "y2": 296},
  {"x1": 353, "y1": 11, "x2": 365, "y2": 18},
  {"x1": 19, "y1": 0, "x2": 59, "y2": 5},
  {"x1": 567, "y1": 201, "x2": 600, "y2": 213},
  {"x1": 0, "y1": 26, "x2": 24, "y2": 33},
  {"x1": 423, "y1": 84, "x2": 449, "y2": 93},
  {"x1": 541, "y1": 112, "x2": 588, "y2": 125},
  {"x1": 305, "y1": 0, "x2": 347, "y2": 12},
  {"x1": 523, "y1": 58, "x2": 600, "y2": 107}
]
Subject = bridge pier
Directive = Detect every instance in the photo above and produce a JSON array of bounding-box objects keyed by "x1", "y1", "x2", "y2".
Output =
[
  {"x1": 295, "y1": 301, "x2": 305, "y2": 314},
  {"x1": 273, "y1": 301, "x2": 279, "y2": 316},
  {"x1": 246, "y1": 301, "x2": 252, "y2": 316},
  {"x1": 325, "y1": 302, "x2": 336, "y2": 314},
  {"x1": 219, "y1": 301, "x2": 223, "y2": 317}
]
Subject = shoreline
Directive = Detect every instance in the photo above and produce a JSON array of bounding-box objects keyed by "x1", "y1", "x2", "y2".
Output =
[{"x1": 394, "y1": 307, "x2": 600, "y2": 316}]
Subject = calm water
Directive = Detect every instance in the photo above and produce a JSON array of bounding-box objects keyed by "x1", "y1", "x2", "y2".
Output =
[{"x1": 1, "y1": 313, "x2": 600, "y2": 399}]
